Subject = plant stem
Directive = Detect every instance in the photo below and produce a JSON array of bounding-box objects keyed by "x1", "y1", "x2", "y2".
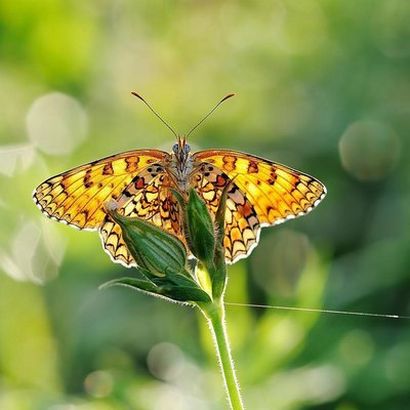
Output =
[{"x1": 203, "y1": 302, "x2": 245, "y2": 410}]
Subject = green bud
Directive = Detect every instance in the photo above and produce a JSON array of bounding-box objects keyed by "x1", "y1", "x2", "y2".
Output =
[
  {"x1": 209, "y1": 182, "x2": 231, "y2": 299},
  {"x1": 184, "y1": 189, "x2": 215, "y2": 264},
  {"x1": 106, "y1": 202, "x2": 187, "y2": 277},
  {"x1": 215, "y1": 181, "x2": 232, "y2": 249}
]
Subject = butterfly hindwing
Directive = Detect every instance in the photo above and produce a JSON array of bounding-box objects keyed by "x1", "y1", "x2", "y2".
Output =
[
  {"x1": 191, "y1": 164, "x2": 260, "y2": 263},
  {"x1": 99, "y1": 173, "x2": 184, "y2": 267}
]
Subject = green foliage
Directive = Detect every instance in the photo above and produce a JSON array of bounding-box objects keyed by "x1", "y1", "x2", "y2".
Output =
[
  {"x1": 101, "y1": 275, "x2": 211, "y2": 304},
  {"x1": 105, "y1": 185, "x2": 242, "y2": 408},
  {"x1": 1, "y1": 1, "x2": 409, "y2": 409}
]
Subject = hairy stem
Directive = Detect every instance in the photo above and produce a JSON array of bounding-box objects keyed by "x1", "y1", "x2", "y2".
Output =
[{"x1": 202, "y1": 302, "x2": 245, "y2": 410}]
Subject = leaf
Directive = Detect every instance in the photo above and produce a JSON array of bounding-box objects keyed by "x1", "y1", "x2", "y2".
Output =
[{"x1": 100, "y1": 275, "x2": 211, "y2": 304}]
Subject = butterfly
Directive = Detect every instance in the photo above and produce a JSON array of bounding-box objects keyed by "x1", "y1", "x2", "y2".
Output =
[{"x1": 33, "y1": 93, "x2": 326, "y2": 268}]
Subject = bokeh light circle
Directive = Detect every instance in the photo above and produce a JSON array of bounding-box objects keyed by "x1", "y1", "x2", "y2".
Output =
[
  {"x1": 338, "y1": 120, "x2": 400, "y2": 181},
  {"x1": 374, "y1": 0, "x2": 410, "y2": 58},
  {"x1": 147, "y1": 342, "x2": 185, "y2": 382},
  {"x1": 84, "y1": 370, "x2": 113, "y2": 398},
  {"x1": 26, "y1": 92, "x2": 88, "y2": 155},
  {"x1": 252, "y1": 229, "x2": 311, "y2": 297}
]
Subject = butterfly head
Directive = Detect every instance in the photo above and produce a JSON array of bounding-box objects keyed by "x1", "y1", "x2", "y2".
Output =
[
  {"x1": 170, "y1": 136, "x2": 193, "y2": 191},
  {"x1": 172, "y1": 136, "x2": 191, "y2": 162}
]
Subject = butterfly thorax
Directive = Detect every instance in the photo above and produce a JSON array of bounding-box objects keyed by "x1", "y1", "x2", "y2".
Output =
[{"x1": 168, "y1": 137, "x2": 194, "y2": 192}]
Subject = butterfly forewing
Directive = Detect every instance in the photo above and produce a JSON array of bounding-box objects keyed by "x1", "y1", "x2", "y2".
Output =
[
  {"x1": 192, "y1": 150, "x2": 326, "y2": 262},
  {"x1": 33, "y1": 150, "x2": 169, "y2": 231},
  {"x1": 193, "y1": 150, "x2": 326, "y2": 223}
]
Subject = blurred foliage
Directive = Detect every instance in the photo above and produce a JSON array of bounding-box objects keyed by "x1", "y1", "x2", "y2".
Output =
[{"x1": 0, "y1": 1, "x2": 410, "y2": 409}]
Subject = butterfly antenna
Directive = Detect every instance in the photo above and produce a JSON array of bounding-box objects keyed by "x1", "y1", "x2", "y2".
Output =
[
  {"x1": 186, "y1": 93, "x2": 235, "y2": 139},
  {"x1": 131, "y1": 91, "x2": 178, "y2": 139}
]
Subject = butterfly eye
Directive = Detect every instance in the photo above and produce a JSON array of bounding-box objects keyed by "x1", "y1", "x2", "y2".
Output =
[
  {"x1": 172, "y1": 144, "x2": 179, "y2": 153},
  {"x1": 183, "y1": 144, "x2": 191, "y2": 154}
]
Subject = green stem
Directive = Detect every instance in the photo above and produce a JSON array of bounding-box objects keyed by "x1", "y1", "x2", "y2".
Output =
[{"x1": 203, "y1": 302, "x2": 245, "y2": 410}]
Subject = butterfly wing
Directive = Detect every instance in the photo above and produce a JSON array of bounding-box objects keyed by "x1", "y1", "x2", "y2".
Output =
[
  {"x1": 33, "y1": 149, "x2": 169, "y2": 230},
  {"x1": 34, "y1": 146, "x2": 326, "y2": 267},
  {"x1": 191, "y1": 167, "x2": 260, "y2": 262},
  {"x1": 99, "y1": 173, "x2": 184, "y2": 267},
  {"x1": 192, "y1": 150, "x2": 326, "y2": 263}
]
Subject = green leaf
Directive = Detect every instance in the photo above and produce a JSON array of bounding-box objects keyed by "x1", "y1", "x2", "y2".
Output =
[
  {"x1": 100, "y1": 277, "x2": 160, "y2": 295},
  {"x1": 100, "y1": 276, "x2": 211, "y2": 303}
]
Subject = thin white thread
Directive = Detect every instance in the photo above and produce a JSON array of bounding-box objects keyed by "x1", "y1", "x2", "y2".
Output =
[{"x1": 225, "y1": 302, "x2": 410, "y2": 320}]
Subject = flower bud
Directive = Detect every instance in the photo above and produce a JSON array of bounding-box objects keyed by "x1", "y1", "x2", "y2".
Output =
[
  {"x1": 214, "y1": 181, "x2": 232, "y2": 249},
  {"x1": 106, "y1": 202, "x2": 187, "y2": 277},
  {"x1": 209, "y1": 182, "x2": 231, "y2": 299},
  {"x1": 184, "y1": 189, "x2": 215, "y2": 264}
]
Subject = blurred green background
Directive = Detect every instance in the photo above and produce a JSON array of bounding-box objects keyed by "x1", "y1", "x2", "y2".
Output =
[{"x1": 1, "y1": 1, "x2": 409, "y2": 409}]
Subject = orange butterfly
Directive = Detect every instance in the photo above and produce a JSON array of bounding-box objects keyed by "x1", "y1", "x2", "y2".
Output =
[{"x1": 33, "y1": 93, "x2": 326, "y2": 267}]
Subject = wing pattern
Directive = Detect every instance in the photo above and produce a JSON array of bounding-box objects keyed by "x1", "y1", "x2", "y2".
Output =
[
  {"x1": 34, "y1": 147, "x2": 326, "y2": 267},
  {"x1": 99, "y1": 173, "x2": 184, "y2": 267},
  {"x1": 192, "y1": 150, "x2": 326, "y2": 262},
  {"x1": 191, "y1": 163, "x2": 260, "y2": 263},
  {"x1": 33, "y1": 150, "x2": 168, "y2": 230}
]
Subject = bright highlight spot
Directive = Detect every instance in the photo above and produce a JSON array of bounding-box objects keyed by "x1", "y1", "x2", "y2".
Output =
[
  {"x1": 147, "y1": 342, "x2": 185, "y2": 382},
  {"x1": 0, "y1": 144, "x2": 36, "y2": 177},
  {"x1": 339, "y1": 120, "x2": 400, "y2": 181},
  {"x1": 84, "y1": 370, "x2": 114, "y2": 398},
  {"x1": 0, "y1": 219, "x2": 66, "y2": 283},
  {"x1": 375, "y1": 0, "x2": 410, "y2": 58},
  {"x1": 384, "y1": 342, "x2": 410, "y2": 390},
  {"x1": 252, "y1": 229, "x2": 311, "y2": 297},
  {"x1": 339, "y1": 329, "x2": 374, "y2": 367},
  {"x1": 26, "y1": 92, "x2": 88, "y2": 155}
]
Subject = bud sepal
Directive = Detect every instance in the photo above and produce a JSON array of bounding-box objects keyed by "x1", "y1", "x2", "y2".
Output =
[
  {"x1": 174, "y1": 186, "x2": 231, "y2": 300},
  {"x1": 106, "y1": 203, "x2": 187, "y2": 278},
  {"x1": 102, "y1": 203, "x2": 211, "y2": 303},
  {"x1": 173, "y1": 189, "x2": 216, "y2": 265},
  {"x1": 100, "y1": 271, "x2": 212, "y2": 304}
]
